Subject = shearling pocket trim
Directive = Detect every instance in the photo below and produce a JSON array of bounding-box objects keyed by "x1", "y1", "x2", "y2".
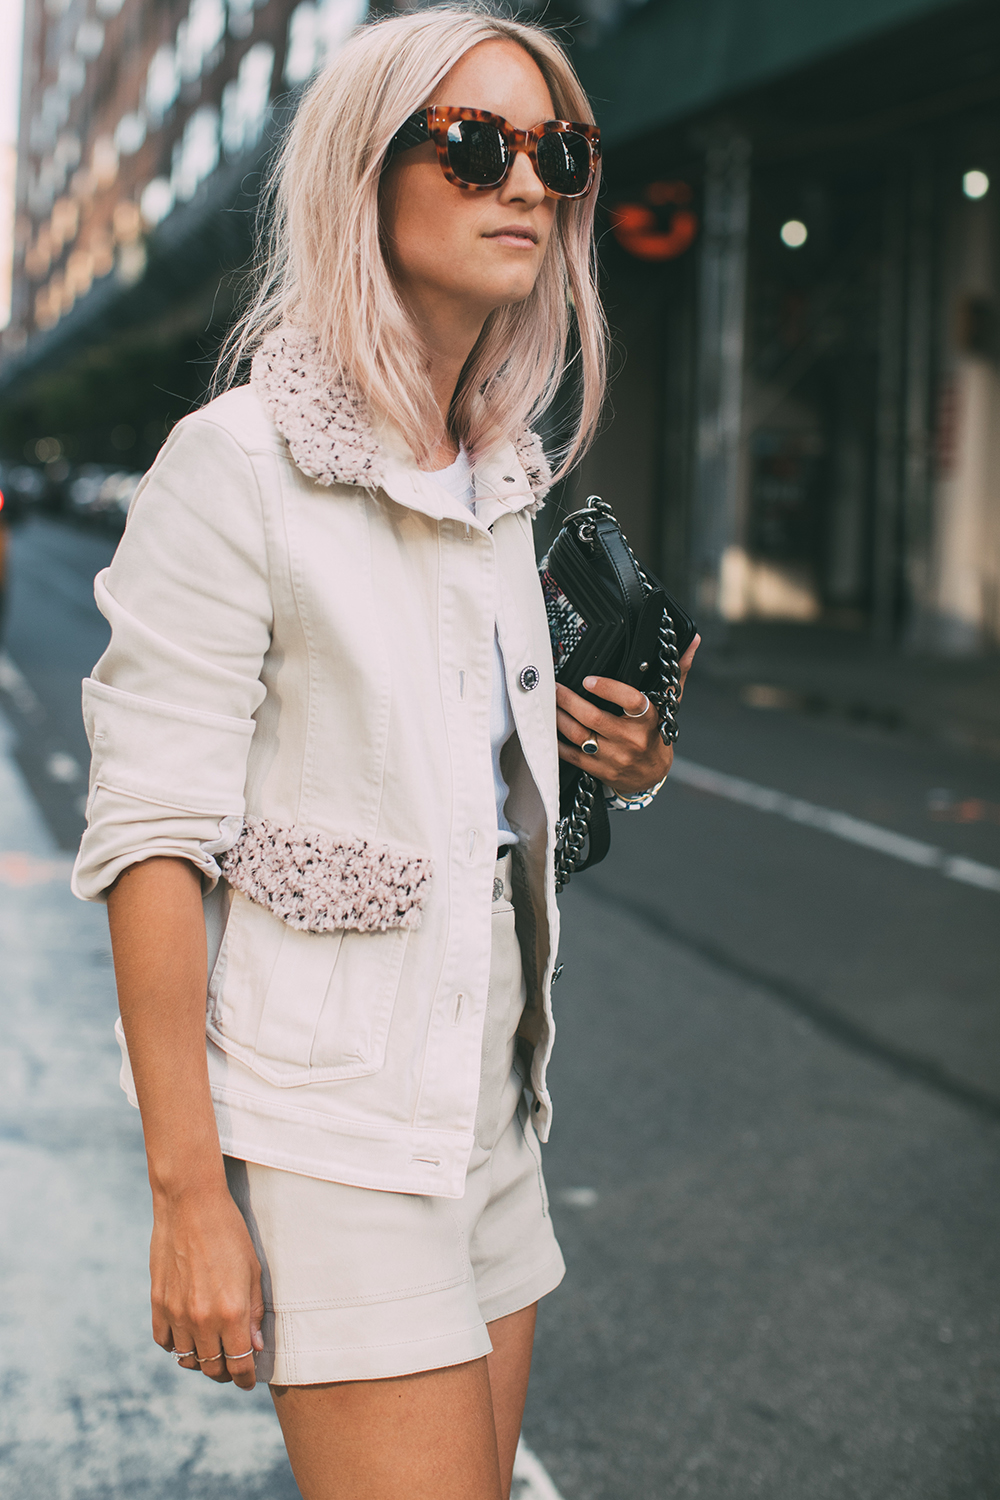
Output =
[{"x1": 220, "y1": 818, "x2": 432, "y2": 933}]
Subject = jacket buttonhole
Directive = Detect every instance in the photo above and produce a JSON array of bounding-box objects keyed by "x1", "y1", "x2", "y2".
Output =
[{"x1": 411, "y1": 1155, "x2": 442, "y2": 1167}]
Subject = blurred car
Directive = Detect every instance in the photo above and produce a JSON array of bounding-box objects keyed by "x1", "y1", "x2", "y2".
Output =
[
  {"x1": 0, "y1": 462, "x2": 47, "y2": 522},
  {"x1": 67, "y1": 467, "x2": 145, "y2": 533}
]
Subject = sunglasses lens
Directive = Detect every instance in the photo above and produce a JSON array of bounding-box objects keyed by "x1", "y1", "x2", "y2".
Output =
[
  {"x1": 445, "y1": 119, "x2": 508, "y2": 186},
  {"x1": 536, "y1": 131, "x2": 592, "y2": 196}
]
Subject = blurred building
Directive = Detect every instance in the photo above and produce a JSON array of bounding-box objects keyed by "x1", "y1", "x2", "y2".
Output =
[
  {"x1": 1, "y1": 0, "x2": 366, "y2": 467},
  {"x1": 4, "y1": 0, "x2": 1000, "y2": 654}
]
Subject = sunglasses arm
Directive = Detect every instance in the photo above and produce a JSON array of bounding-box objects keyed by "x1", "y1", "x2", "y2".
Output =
[{"x1": 385, "y1": 111, "x2": 431, "y2": 163}]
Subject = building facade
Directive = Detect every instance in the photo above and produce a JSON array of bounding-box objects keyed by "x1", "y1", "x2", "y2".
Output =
[
  {"x1": 561, "y1": 0, "x2": 1000, "y2": 654},
  {"x1": 4, "y1": 0, "x2": 1000, "y2": 653}
]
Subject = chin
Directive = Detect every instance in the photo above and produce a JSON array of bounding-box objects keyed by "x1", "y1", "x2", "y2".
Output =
[{"x1": 487, "y1": 274, "x2": 540, "y2": 309}]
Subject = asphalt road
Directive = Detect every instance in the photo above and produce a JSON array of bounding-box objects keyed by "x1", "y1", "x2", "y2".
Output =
[{"x1": 2, "y1": 513, "x2": 998, "y2": 1499}]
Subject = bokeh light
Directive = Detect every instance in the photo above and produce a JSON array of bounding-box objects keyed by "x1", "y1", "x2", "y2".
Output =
[{"x1": 780, "y1": 219, "x2": 808, "y2": 248}]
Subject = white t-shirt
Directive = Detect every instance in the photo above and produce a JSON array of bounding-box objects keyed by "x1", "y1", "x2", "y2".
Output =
[{"x1": 427, "y1": 448, "x2": 517, "y2": 846}]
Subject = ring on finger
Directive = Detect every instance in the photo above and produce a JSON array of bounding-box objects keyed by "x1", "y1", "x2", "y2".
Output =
[
  {"x1": 197, "y1": 1351, "x2": 226, "y2": 1364},
  {"x1": 622, "y1": 694, "x2": 650, "y2": 719},
  {"x1": 581, "y1": 737, "x2": 599, "y2": 756},
  {"x1": 171, "y1": 1349, "x2": 197, "y2": 1361}
]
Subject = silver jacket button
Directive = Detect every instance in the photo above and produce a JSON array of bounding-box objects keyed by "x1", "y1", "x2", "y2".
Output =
[{"x1": 519, "y1": 665, "x2": 539, "y2": 691}]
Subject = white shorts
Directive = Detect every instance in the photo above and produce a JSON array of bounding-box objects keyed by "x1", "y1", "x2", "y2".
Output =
[{"x1": 224, "y1": 851, "x2": 565, "y2": 1385}]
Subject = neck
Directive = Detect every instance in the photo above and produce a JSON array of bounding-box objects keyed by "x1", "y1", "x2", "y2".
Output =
[{"x1": 399, "y1": 284, "x2": 489, "y2": 469}]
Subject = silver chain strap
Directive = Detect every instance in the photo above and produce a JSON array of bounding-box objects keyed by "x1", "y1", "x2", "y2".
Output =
[
  {"x1": 636, "y1": 559, "x2": 681, "y2": 747},
  {"x1": 553, "y1": 771, "x2": 597, "y2": 893},
  {"x1": 552, "y1": 499, "x2": 682, "y2": 892}
]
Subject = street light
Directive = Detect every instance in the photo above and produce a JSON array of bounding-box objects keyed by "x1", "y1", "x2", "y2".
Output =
[
  {"x1": 963, "y1": 170, "x2": 989, "y2": 200},
  {"x1": 780, "y1": 219, "x2": 808, "y2": 248}
]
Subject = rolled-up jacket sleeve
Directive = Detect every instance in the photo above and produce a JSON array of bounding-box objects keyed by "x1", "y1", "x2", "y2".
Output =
[{"x1": 72, "y1": 413, "x2": 273, "y2": 901}]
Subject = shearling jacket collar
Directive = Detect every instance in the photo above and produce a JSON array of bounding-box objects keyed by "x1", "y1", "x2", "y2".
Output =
[{"x1": 250, "y1": 325, "x2": 552, "y2": 517}]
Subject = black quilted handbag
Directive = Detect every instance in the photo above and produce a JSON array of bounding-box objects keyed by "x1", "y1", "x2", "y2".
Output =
[{"x1": 539, "y1": 497, "x2": 697, "y2": 891}]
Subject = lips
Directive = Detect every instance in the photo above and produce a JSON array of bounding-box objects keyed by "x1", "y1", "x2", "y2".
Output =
[{"x1": 485, "y1": 224, "x2": 539, "y2": 245}]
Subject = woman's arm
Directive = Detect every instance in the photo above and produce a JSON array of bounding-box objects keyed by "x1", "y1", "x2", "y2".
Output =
[{"x1": 107, "y1": 856, "x2": 264, "y2": 1389}]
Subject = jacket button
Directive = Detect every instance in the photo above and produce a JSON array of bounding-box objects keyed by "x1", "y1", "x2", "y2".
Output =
[
  {"x1": 519, "y1": 665, "x2": 539, "y2": 691},
  {"x1": 502, "y1": 475, "x2": 515, "y2": 483}
]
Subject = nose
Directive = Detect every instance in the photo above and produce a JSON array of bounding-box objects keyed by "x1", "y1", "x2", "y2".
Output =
[{"x1": 500, "y1": 145, "x2": 547, "y2": 208}]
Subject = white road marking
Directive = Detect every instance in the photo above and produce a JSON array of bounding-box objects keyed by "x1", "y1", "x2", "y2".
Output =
[
  {"x1": 671, "y1": 756, "x2": 1000, "y2": 894},
  {"x1": 0, "y1": 650, "x2": 43, "y2": 719},
  {"x1": 46, "y1": 750, "x2": 81, "y2": 783},
  {"x1": 514, "y1": 1441, "x2": 566, "y2": 1500},
  {"x1": 556, "y1": 1186, "x2": 599, "y2": 1208}
]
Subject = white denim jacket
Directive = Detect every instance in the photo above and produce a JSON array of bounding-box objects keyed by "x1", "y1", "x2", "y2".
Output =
[{"x1": 73, "y1": 327, "x2": 560, "y2": 1199}]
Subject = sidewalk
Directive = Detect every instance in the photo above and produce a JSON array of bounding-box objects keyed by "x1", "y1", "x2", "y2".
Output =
[{"x1": 698, "y1": 622, "x2": 1000, "y2": 757}]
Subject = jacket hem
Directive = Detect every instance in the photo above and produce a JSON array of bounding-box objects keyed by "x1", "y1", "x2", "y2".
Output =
[{"x1": 211, "y1": 1079, "x2": 473, "y2": 1199}]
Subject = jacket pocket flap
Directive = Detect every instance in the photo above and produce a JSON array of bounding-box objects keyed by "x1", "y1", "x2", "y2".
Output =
[{"x1": 221, "y1": 817, "x2": 432, "y2": 933}]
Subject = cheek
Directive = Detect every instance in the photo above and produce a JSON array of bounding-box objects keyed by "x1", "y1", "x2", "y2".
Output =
[{"x1": 392, "y1": 192, "x2": 477, "y2": 284}]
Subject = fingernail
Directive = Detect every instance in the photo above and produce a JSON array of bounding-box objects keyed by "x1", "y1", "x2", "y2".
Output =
[{"x1": 583, "y1": 676, "x2": 596, "y2": 689}]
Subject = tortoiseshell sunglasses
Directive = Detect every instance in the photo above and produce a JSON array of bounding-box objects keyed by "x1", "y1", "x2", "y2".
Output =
[{"x1": 385, "y1": 106, "x2": 601, "y2": 200}]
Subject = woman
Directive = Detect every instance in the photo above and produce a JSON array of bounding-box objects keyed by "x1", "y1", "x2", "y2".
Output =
[{"x1": 73, "y1": 8, "x2": 697, "y2": 1497}]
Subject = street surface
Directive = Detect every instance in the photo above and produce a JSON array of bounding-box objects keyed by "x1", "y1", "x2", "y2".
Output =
[{"x1": 2, "y1": 514, "x2": 999, "y2": 1498}]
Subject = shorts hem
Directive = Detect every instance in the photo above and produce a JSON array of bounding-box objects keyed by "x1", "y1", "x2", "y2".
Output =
[
  {"x1": 264, "y1": 1320, "x2": 494, "y2": 1386},
  {"x1": 477, "y1": 1246, "x2": 566, "y2": 1327}
]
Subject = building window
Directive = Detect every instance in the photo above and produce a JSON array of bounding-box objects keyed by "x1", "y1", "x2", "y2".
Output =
[
  {"x1": 171, "y1": 106, "x2": 220, "y2": 202},
  {"x1": 140, "y1": 177, "x2": 174, "y2": 227},
  {"x1": 284, "y1": 0, "x2": 367, "y2": 86},
  {"x1": 221, "y1": 43, "x2": 275, "y2": 157},
  {"x1": 146, "y1": 45, "x2": 180, "y2": 125},
  {"x1": 176, "y1": 0, "x2": 228, "y2": 84}
]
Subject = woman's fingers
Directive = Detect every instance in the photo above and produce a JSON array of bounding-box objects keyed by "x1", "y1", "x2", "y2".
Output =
[
  {"x1": 677, "y1": 634, "x2": 700, "y2": 700},
  {"x1": 578, "y1": 676, "x2": 651, "y2": 718},
  {"x1": 556, "y1": 685, "x2": 643, "y2": 744},
  {"x1": 556, "y1": 678, "x2": 673, "y2": 795},
  {"x1": 168, "y1": 1326, "x2": 201, "y2": 1371}
]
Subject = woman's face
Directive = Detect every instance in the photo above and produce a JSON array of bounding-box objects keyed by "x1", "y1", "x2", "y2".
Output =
[{"x1": 381, "y1": 40, "x2": 559, "y2": 331}]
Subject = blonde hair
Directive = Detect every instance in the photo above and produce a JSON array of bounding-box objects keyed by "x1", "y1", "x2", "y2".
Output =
[{"x1": 218, "y1": 3, "x2": 606, "y2": 477}]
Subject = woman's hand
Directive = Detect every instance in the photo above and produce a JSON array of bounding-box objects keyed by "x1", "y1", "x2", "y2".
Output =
[
  {"x1": 151, "y1": 1181, "x2": 265, "y2": 1389},
  {"x1": 556, "y1": 634, "x2": 700, "y2": 795}
]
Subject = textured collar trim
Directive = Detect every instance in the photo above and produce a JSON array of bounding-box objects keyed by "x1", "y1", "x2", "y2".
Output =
[{"x1": 250, "y1": 326, "x2": 552, "y2": 513}]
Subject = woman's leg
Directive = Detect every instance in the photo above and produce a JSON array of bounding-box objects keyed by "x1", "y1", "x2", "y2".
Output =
[
  {"x1": 487, "y1": 1302, "x2": 538, "y2": 1494},
  {"x1": 270, "y1": 1302, "x2": 537, "y2": 1500},
  {"x1": 272, "y1": 1358, "x2": 502, "y2": 1500}
]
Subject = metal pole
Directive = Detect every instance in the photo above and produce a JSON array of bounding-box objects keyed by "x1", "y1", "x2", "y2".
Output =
[
  {"x1": 902, "y1": 151, "x2": 935, "y2": 646},
  {"x1": 872, "y1": 164, "x2": 907, "y2": 646},
  {"x1": 693, "y1": 130, "x2": 751, "y2": 621}
]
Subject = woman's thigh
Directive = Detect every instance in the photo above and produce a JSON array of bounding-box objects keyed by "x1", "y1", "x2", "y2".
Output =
[{"x1": 271, "y1": 1303, "x2": 536, "y2": 1500}]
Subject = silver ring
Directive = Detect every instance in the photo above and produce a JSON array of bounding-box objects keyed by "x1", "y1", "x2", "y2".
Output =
[
  {"x1": 622, "y1": 694, "x2": 650, "y2": 719},
  {"x1": 228, "y1": 1348, "x2": 256, "y2": 1360},
  {"x1": 171, "y1": 1349, "x2": 197, "y2": 1361},
  {"x1": 581, "y1": 737, "x2": 599, "y2": 756}
]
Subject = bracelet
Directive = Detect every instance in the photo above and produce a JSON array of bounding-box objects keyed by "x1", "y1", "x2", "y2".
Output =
[{"x1": 603, "y1": 773, "x2": 668, "y2": 812}]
